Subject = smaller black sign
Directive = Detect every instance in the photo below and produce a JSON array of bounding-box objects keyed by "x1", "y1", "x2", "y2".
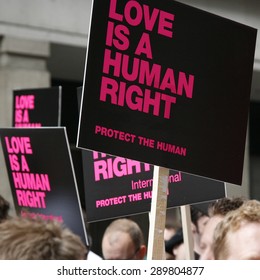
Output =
[
  {"x1": 82, "y1": 150, "x2": 225, "y2": 222},
  {"x1": 13, "y1": 87, "x2": 61, "y2": 127}
]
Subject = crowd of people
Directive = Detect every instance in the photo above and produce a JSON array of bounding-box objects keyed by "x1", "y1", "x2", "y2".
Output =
[{"x1": 1, "y1": 193, "x2": 260, "y2": 260}]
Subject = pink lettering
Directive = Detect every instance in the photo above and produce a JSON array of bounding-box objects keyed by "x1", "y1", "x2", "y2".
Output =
[
  {"x1": 161, "y1": 94, "x2": 176, "y2": 119},
  {"x1": 125, "y1": 85, "x2": 143, "y2": 111},
  {"x1": 105, "y1": 21, "x2": 130, "y2": 50},
  {"x1": 8, "y1": 154, "x2": 20, "y2": 171},
  {"x1": 128, "y1": 193, "x2": 142, "y2": 202},
  {"x1": 95, "y1": 126, "x2": 136, "y2": 143},
  {"x1": 103, "y1": 48, "x2": 121, "y2": 77},
  {"x1": 5, "y1": 137, "x2": 33, "y2": 154},
  {"x1": 142, "y1": 89, "x2": 161, "y2": 116},
  {"x1": 93, "y1": 154, "x2": 150, "y2": 181},
  {"x1": 160, "y1": 68, "x2": 176, "y2": 93},
  {"x1": 177, "y1": 72, "x2": 194, "y2": 98},
  {"x1": 143, "y1": 4, "x2": 159, "y2": 32},
  {"x1": 121, "y1": 55, "x2": 139, "y2": 82},
  {"x1": 100, "y1": 77, "x2": 176, "y2": 119},
  {"x1": 158, "y1": 10, "x2": 174, "y2": 38},
  {"x1": 143, "y1": 190, "x2": 152, "y2": 199},
  {"x1": 108, "y1": 0, "x2": 174, "y2": 37},
  {"x1": 15, "y1": 95, "x2": 35, "y2": 109},
  {"x1": 22, "y1": 110, "x2": 29, "y2": 123},
  {"x1": 108, "y1": 0, "x2": 123, "y2": 21},
  {"x1": 100, "y1": 76, "x2": 119, "y2": 104},
  {"x1": 93, "y1": 151, "x2": 107, "y2": 160},
  {"x1": 135, "y1": 33, "x2": 152, "y2": 59},
  {"x1": 102, "y1": 49, "x2": 194, "y2": 98},
  {"x1": 15, "y1": 109, "x2": 23, "y2": 123},
  {"x1": 12, "y1": 172, "x2": 51, "y2": 191},
  {"x1": 16, "y1": 190, "x2": 46, "y2": 208},
  {"x1": 138, "y1": 136, "x2": 155, "y2": 148},
  {"x1": 96, "y1": 195, "x2": 127, "y2": 208},
  {"x1": 156, "y1": 141, "x2": 187, "y2": 156},
  {"x1": 124, "y1": 0, "x2": 143, "y2": 26}
]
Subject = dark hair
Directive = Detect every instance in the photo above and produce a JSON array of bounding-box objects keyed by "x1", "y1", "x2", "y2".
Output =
[
  {"x1": 190, "y1": 206, "x2": 208, "y2": 227},
  {"x1": 165, "y1": 228, "x2": 183, "y2": 254},
  {"x1": 208, "y1": 197, "x2": 245, "y2": 217},
  {"x1": 0, "y1": 195, "x2": 10, "y2": 222}
]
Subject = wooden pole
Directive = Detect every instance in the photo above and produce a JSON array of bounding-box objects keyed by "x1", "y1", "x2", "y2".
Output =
[
  {"x1": 147, "y1": 166, "x2": 169, "y2": 260},
  {"x1": 181, "y1": 204, "x2": 194, "y2": 260}
]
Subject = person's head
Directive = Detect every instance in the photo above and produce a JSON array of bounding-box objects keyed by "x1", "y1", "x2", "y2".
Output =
[
  {"x1": 199, "y1": 197, "x2": 245, "y2": 260},
  {"x1": 0, "y1": 217, "x2": 88, "y2": 260},
  {"x1": 190, "y1": 205, "x2": 209, "y2": 236},
  {"x1": 213, "y1": 199, "x2": 260, "y2": 260},
  {"x1": 0, "y1": 195, "x2": 10, "y2": 223},
  {"x1": 102, "y1": 218, "x2": 146, "y2": 260},
  {"x1": 190, "y1": 205, "x2": 209, "y2": 255}
]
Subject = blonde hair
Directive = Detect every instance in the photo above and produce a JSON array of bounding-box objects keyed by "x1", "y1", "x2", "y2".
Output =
[
  {"x1": 0, "y1": 217, "x2": 87, "y2": 260},
  {"x1": 213, "y1": 200, "x2": 260, "y2": 259}
]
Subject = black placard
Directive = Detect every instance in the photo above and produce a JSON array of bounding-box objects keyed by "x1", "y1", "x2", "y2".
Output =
[
  {"x1": 82, "y1": 150, "x2": 225, "y2": 222},
  {"x1": 77, "y1": 0, "x2": 256, "y2": 185},
  {"x1": 13, "y1": 87, "x2": 61, "y2": 127},
  {"x1": 0, "y1": 127, "x2": 88, "y2": 245}
]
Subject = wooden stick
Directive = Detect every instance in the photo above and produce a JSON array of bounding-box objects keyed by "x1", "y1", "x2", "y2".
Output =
[
  {"x1": 147, "y1": 166, "x2": 169, "y2": 260},
  {"x1": 181, "y1": 204, "x2": 195, "y2": 260}
]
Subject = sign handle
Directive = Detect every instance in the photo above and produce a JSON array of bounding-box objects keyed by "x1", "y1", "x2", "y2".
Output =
[
  {"x1": 180, "y1": 204, "x2": 195, "y2": 260},
  {"x1": 147, "y1": 166, "x2": 169, "y2": 260}
]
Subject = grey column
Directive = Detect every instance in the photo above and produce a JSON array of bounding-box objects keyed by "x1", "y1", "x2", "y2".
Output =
[{"x1": 0, "y1": 36, "x2": 50, "y2": 216}]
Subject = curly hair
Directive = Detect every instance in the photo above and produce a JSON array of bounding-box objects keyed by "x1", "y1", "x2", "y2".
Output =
[
  {"x1": 208, "y1": 197, "x2": 245, "y2": 217},
  {"x1": 213, "y1": 199, "x2": 260, "y2": 259}
]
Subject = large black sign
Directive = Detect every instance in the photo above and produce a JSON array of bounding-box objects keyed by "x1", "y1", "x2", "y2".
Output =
[
  {"x1": 82, "y1": 151, "x2": 225, "y2": 222},
  {"x1": 0, "y1": 128, "x2": 88, "y2": 245},
  {"x1": 77, "y1": 0, "x2": 256, "y2": 185}
]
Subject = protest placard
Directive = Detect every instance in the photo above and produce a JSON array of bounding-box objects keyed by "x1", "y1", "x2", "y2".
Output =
[
  {"x1": 13, "y1": 87, "x2": 61, "y2": 127},
  {"x1": 0, "y1": 127, "x2": 88, "y2": 245},
  {"x1": 77, "y1": 0, "x2": 256, "y2": 185}
]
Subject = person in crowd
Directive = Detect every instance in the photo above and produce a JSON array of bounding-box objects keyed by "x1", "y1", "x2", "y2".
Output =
[
  {"x1": 165, "y1": 205, "x2": 208, "y2": 260},
  {"x1": 213, "y1": 199, "x2": 260, "y2": 260},
  {"x1": 190, "y1": 205, "x2": 209, "y2": 257},
  {"x1": 165, "y1": 227, "x2": 187, "y2": 260},
  {"x1": 0, "y1": 195, "x2": 11, "y2": 223},
  {"x1": 164, "y1": 223, "x2": 178, "y2": 260},
  {"x1": 0, "y1": 216, "x2": 88, "y2": 260},
  {"x1": 101, "y1": 218, "x2": 147, "y2": 260},
  {"x1": 199, "y1": 197, "x2": 245, "y2": 260},
  {"x1": 165, "y1": 226, "x2": 202, "y2": 260}
]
